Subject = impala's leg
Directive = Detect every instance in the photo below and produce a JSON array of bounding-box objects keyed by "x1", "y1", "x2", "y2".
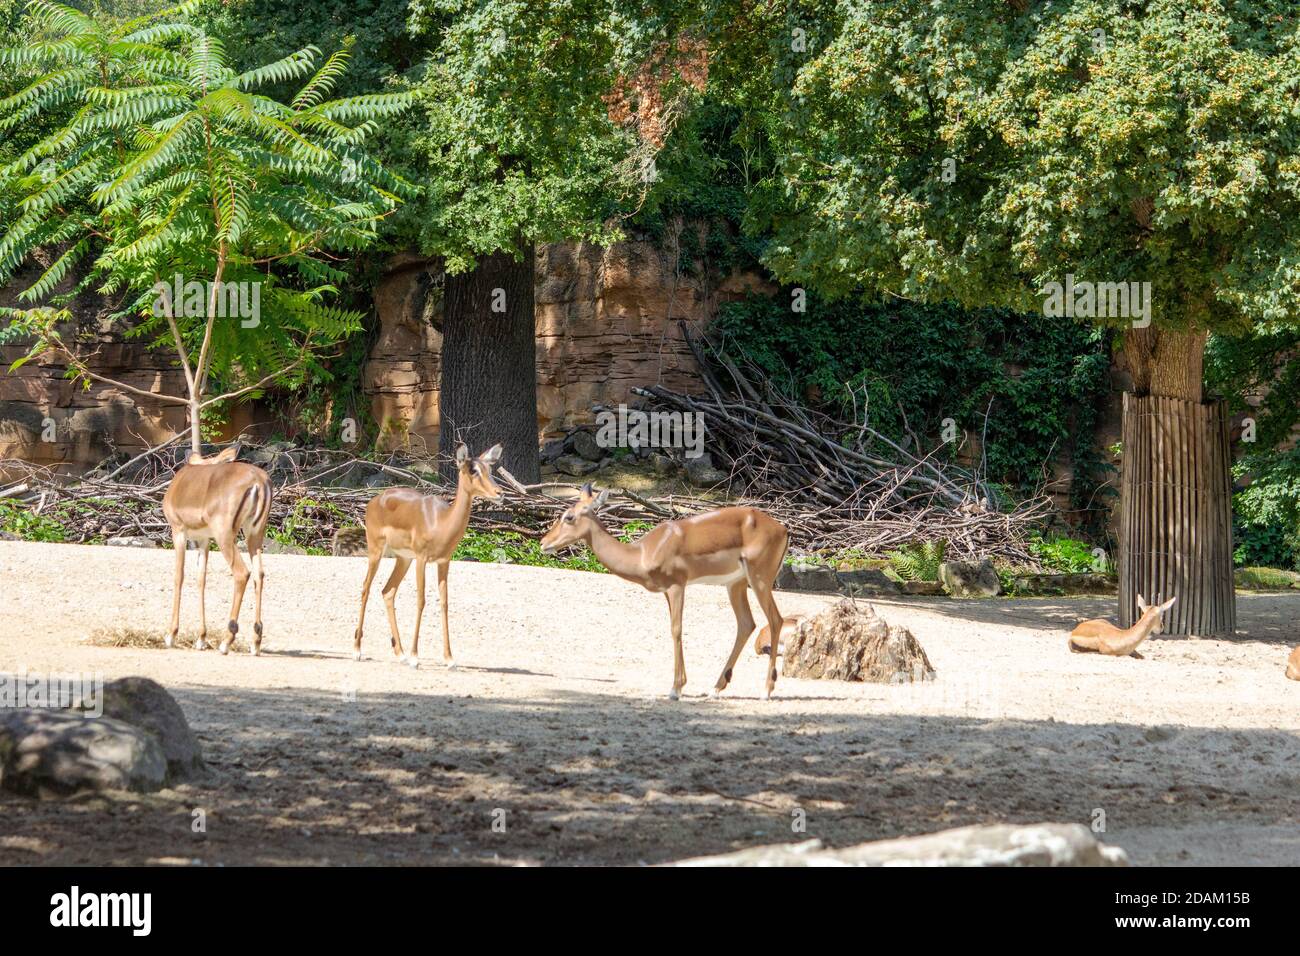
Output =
[
  {"x1": 437, "y1": 560, "x2": 454, "y2": 668},
  {"x1": 381, "y1": 555, "x2": 412, "y2": 661},
  {"x1": 713, "y1": 579, "x2": 756, "y2": 697},
  {"x1": 665, "y1": 584, "x2": 686, "y2": 700},
  {"x1": 407, "y1": 556, "x2": 427, "y2": 669},
  {"x1": 216, "y1": 531, "x2": 251, "y2": 656},
  {"x1": 748, "y1": 576, "x2": 783, "y2": 700},
  {"x1": 353, "y1": 539, "x2": 383, "y2": 661},
  {"x1": 250, "y1": 547, "x2": 265, "y2": 656},
  {"x1": 167, "y1": 529, "x2": 186, "y2": 648},
  {"x1": 194, "y1": 540, "x2": 209, "y2": 650}
]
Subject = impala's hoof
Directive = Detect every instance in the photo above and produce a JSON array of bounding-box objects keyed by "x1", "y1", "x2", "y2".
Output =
[
  {"x1": 165, "y1": 635, "x2": 175, "y2": 649},
  {"x1": 218, "y1": 642, "x2": 230, "y2": 656},
  {"x1": 193, "y1": 637, "x2": 205, "y2": 651},
  {"x1": 445, "y1": 659, "x2": 458, "y2": 671},
  {"x1": 709, "y1": 688, "x2": 722, "y2": 699},
  {"x1": 249, "y1": 646, "x2": 259, "y2": 657},
  {"x1": 406, "y1": 656, "x2": 420, "y2": 669},
  {"x1": 667, "y1": 689, "x2": 680, "y2": 701},
  {"x1": 353, "y1": 651, "x2": 362, "y2": 662}
]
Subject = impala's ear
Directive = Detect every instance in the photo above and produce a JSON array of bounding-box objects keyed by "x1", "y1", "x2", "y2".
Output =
[
  {"x1": 214, "y1": 445, "x2": 238, "y2": 463},
  {"x1": 455, "y1": 444, "x2": 469, "y2": 466},
  {"x1": 1158, "y1": 596, "x2": 1177, "y2": 613},
  {"x1": 593, "y1": 489, "x2": 610, "y2": 511},
  {"x1": 580, "y1": 481, "x2": 594, "y2": 500},
  {"x1": 1136, "y1": 594, "x2": 1148, "y2": 613},
  {"x1": 480, "y1": 443, "x2": 503, "y2": 466}
]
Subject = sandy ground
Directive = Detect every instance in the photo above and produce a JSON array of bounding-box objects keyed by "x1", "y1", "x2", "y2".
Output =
[{"x1": 0, "y1": 539, "x2": 1297, "y2": 867}]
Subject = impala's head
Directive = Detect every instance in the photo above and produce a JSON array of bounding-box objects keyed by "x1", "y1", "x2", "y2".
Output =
[
  {"x1": 455, "y1": 443, "x2": 504, "y2": 501},
  {"x1": 1136, "y1": 594, "x2": 1177, "y2": 623},
  {"x1": 540, "y1": 482, "x2": 609, "y2": 554}
]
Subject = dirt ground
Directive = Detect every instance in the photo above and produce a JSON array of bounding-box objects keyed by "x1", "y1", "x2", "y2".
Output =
[{"x1": 1, "y1": 539, "x2": 1297, "y2": 866}]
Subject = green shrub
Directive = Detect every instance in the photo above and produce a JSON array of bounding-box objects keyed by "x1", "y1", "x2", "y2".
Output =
[
  {"x1": 887, "y1": 541, "x2": 946, "y2": 582},
  {"x1": 1232, "y1": 448, "x2": 1300, "y2": 570},
  {"x1": 0, "y1": 500, "x2": 67, "y2": 542},
  {"x1": 1027, "y1": 534, "x2": 1106, "y2": 574}
]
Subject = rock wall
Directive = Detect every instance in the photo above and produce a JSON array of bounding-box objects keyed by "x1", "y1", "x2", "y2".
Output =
[
  {"x1": 0, "y1": 233, "x2": 771, "y2": 471},
  {"x1": 363, "y1": 235, "x2": 773, "y2": 453}
]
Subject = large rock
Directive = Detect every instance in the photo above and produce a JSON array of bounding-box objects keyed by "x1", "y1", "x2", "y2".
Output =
[
  {"x1": 836, "y1": 568, "x2": 900, "y2": 596},
  {"x1": 782, "y1": 599, "x2": 936, "y2": 683},
  {"x1": 775, "y1": 563, "x2": 840, "y2": 593},
  {"x1": 68, "y1": 677, "x2": 204, "y2": 782},
  {"x1": 568, "y1": 429, "x2": 605, "y2": 462},
  {"x1": 684, "y1": 453, "x2": 728, "y2": 487},
  {"x1": 553, "y1": 454, "x2": 599, "y2": 477},
  {"x1": 939, "y1": 558, "x2": 1001, "y2": 597},
  {"x1": 0, "y1": 709, "x2": 167, "y2": 797},
  {"x1": 671, "y1": 823, "x2": 1128, "y2": 867}
]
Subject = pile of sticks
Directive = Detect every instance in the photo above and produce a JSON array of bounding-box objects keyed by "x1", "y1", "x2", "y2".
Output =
[{"x1": 0, "y1": 327, "x2": 1051, "y2": 563}]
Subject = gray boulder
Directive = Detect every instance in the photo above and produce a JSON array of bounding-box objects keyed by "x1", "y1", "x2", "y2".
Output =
[
  {"x1": 70, "y1": 677, "x2": 204, "y2": 782},
  {"x1": 569, "y1": 430, "x2": 605, "y2": 462},
  {"x1": 836, "y1": 568, "x2": 900, "y2": 596},
  {"x1": 0, "y1": 710, "x2": 167, "y2": 797},
  {"x1": 671, "y1": 823, "x2": 1128, "y2": 867},
  {"x1": 553, "y1": 454, "x2": 599, "y2": 477},
  {"x1": 775, "y1": 563, "x2": 839, "y2": 593},
  {"x1": 684, "y1": 453, "x2": 728, "y2": 487},
  {"x1": 939, "y1": 558, "x2": 1001, "y2": 597},
  {"x1": 105, "y1": 536, "x2": 160, "y2": 549}
]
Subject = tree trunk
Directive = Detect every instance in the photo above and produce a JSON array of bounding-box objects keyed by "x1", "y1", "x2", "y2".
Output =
[
  {"x1": 1118, "y1": 327, "x2": 1235, "y2": 636},
  {"x1": 438, "y1": 246, "x2": 540, "y2": 483}
]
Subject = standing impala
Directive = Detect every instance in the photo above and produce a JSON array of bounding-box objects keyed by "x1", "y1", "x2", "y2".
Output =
[
  {"x1": 162, "y1": 445, "x2": 272, "y2": 655},
  {"x1": 541, "y1": 484, "x2": 789, "y2": 700},
  {"x1": 1069, "y1": 594, "x2": 1177, "y2": 658},
  {"x1": 353, "y1": 444, "x2": 503, "y2": 668}
]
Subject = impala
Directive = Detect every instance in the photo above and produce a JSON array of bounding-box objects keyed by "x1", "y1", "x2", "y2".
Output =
[
  {"x1": 162, "y1": 445, "x2": 273, "y2": 655},
  {"x1": 1069, "y1": 594, "x2": 1177, "y2": 658},
  {"x1": 1286, "y1": 646, "x2": 1300, "y2": 681},
  {"x1": 540, "y1": 484, "x2": 789, "y2": 700},
  {"x1": 353, "y1": 444, "x2": 503, "y2": 668}
]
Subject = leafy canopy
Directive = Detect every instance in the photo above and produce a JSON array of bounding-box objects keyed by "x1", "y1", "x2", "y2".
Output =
[
  {"x1": 702, "y1": 0, "x2": 1300, "y2": 334},
  {"x1": 0, "y1": 0, "x2": 413, "y2": 422}
]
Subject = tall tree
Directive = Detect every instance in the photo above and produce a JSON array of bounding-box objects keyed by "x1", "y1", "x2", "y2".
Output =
[
  {"x1": 0, "y1": 0, "x2": 412, "y2": 453},
  {"x1": 406, "y1": 1, "x2": 705, "y2": 482},
  {"x1": 695, "y1": 0, "x2": 1300, "y2": 635}
]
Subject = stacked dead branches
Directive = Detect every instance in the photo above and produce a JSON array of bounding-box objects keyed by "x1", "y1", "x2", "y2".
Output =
[{"x1": 0, "y1": 326, "x2": 1051, "y2": 563}]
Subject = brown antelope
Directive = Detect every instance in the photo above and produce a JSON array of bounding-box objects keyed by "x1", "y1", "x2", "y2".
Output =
[
  {"x1": 1286, "y1": 646, "x2": 1300, "y2": 681},
  {"x1": 540, "y1": 484, "x2": 789, "y2": 700},
  {"x1": 751, "y1": 614, "x2": 806, "y2": 657},
  {"x1": 162, "y1": 445, "x2": 273, "y2": 655},
  {"x1": 353, "y1": 444, "x2": 503, "y2": 668},
  {"x1": 1068, "y1": 594, "x2": 1176, "y2": 658}
]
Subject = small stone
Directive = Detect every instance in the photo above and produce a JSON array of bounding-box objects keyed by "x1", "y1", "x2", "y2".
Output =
[
  {"x1": 684, "y1": 454, "x2": 728, "y2": 487},
  {"x1": 836, "y1": 568, "x2": 900, "y2": 596},
  {"x1": 105, "y1": 536, "x2": 160, "y2": 549},
  {"x1": 775, "y1": 563, "x2": 840, "y2": 593},
  {"x1": 569, "y1": 430, "x2": 605, "y2": 462},
  {"x1": 553, "y1": 454, "x2": 599, "y2": 477}
]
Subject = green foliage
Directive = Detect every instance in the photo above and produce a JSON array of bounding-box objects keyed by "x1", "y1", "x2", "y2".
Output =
[
  {"x1": 1207, "y1": 328, "x2": 1300, "y2": 451},
  {"x1": 1027, "y1": 534, "x2": 1104, "y2": 574},
  {"x1": 715, "y1": 292, "x2": 1115, "y2": 519},
  {"x1": 453, "y1": 528, "x2": 605, "y2": 573},
  {"x1": 1232, "y1": 448, "x2": 1300, "y2": 570},
  {"x1": 1233, "y1": 566, "x2": 1300, "y2": 591},
  {"x1": 716, "y1": 1, "x2": 1300, "y2": 339},
  {"x1": 0, "y1": 498, "x2": 66, "y2": 540},
  {"x1": 0, "y1": 1, "x2": 412, "y2": 439},
  {"x1": 886, "y1": 540, "x2": 945, "y2": 583}
]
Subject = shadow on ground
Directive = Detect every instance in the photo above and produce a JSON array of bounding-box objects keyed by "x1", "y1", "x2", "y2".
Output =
[{"x1": 2, "y1": 682, "x2": 1297, "y2": 866}]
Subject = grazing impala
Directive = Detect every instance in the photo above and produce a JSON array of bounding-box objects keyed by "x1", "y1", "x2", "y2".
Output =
[
  {"x1": 162, "y1": 445, "x2": 272, "y2": 655},
  {"x1": 540, "y1": 484, "x2": 788, "y2": 700},
  {"x1": 1069, "y1": 594, "x2": 1176, "y2": 658},
  {"x1": 353, "y1": 444, "x2": 503, "y2": 668}
]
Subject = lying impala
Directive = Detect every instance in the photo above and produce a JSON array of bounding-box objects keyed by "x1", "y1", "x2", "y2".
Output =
[
  {"x1": 540, "y1": 484, "x2": 788, "y2": 700},
  {"x1": 1068, "y1": 594, "x2": 1176, "y2": 658},
  {"x1": 353, "y1": 444, "x2": 503, "y2": 668},
  {"x1": 162, "y1": 445, "x2": 272, "y2": 655},
  {"x1": 1286, "y1": 646, "x2": 1300, "y2": 682}
]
